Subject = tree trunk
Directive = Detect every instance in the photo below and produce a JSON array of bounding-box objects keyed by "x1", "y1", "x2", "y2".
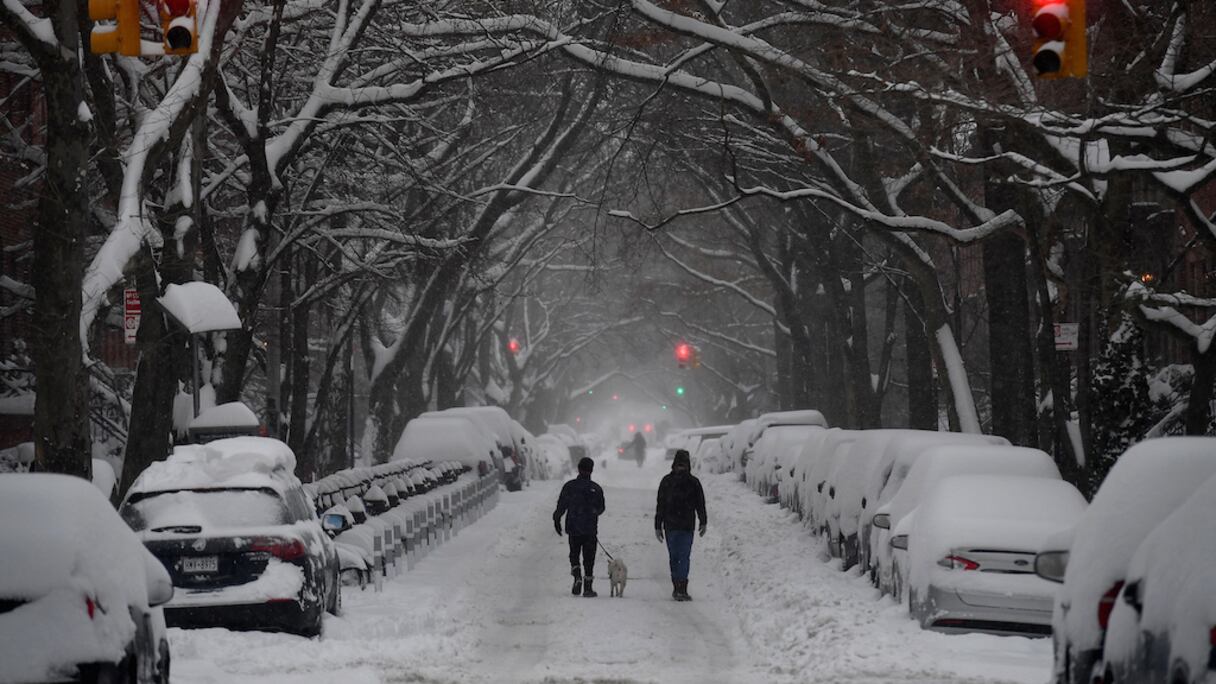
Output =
[
  {"x1": 32, "y1": 47, "x2": 91, "y2": 477},
  {"x1": 904, "y1": 284, "x2": 938, "y2": 430},
  {"x1": 1184, "y1": 347, "x2": 1215, "y2": 435}
]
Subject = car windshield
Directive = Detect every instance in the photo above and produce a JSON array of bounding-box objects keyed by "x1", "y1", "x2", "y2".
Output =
[{"x1": 121, "y1": 488, "x2": 291, "y2": 531}]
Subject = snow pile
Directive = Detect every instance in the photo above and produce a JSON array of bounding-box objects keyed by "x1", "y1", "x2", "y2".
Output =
[
  {"x1": 157, "y1": 282, "x2": 241, "y2": 333},
  {"x1": 189, "y1": 402, "x2": 259, "y2": 429},
  {"x1": 0, "y1": 441, "x2": 35, "y2": 473},
  {"x1": 1058, "y1": 436, "x2": 1216, "y2": 655},
  {"x1": 0, "y1": 474, "x2": 153, "y2": 682},
  {"x1": 91, "y1": 458, "x2": 117, "y2": 497},
  {"x1": 129, "y1": 436, "x2": 298, "y2": 495}
]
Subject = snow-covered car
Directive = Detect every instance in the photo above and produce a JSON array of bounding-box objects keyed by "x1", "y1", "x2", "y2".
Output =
[
  {"x1": 721, "y1": 419, "x2": 757, "y2": 476},
  {"x1": 874, "y1": 443, "x2": 1049, "y2": 600},
  {"x1": 1102, "y1": 467, "x2": 1216, "y2": 684},
  {"x1": 860, "y1": 431, "x2": 1009, "y2": 585},
  {"x1": 799, "y1": 429, "x2": 859, "y2": 533},
  {"x1": 821, "y1": 429, "x2": 911, "y2": 570},
  {"x1": 665, "y1": 425, "x2": 732, "y2": 461},
  {"x1": 904, "y1": 474, "x2": 1086, "y2": 636},
  {"x1": 745, "y1": 424, "x2": 821, "y2": 501},
  {"x1": 692, "y1": 437, "x2": 727, "y2": 473},
  {"x1": 740, "y1": 410, "x2": 828, "y2": 478},
  {"x1": 534, "y1": 434, "x2": 573, "y2": 480},
  {"x1": 120, "y1": 437, "x2": 340, "y2": 637},
  {"x1": 394, "y1": 416, "x2": 499, "y2": 476},
  {"x1": 422, "y1": 408, "x2": 527, "y2": 490},
  {"x1": 1046, "y1": 437, "x2": 1216, "y2": 684},
  {"x1": 1, "y1": 473, "x2": 173, "y2": 683}
]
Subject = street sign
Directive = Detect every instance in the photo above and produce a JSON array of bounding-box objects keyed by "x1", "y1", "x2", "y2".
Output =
[
  {"x1": 1054, "y1": 322, "x2": 1079, "y2": 351},
  {"x1": 123, "y1": 288, "x2": 141, "y2": 344}
]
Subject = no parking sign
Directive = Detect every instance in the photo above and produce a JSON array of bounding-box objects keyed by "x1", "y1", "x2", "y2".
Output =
[{"x1": 124, "y1": 288, "x2": 141, "y2": 344}]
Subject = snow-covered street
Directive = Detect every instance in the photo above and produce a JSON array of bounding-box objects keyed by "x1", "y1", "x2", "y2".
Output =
[{"x1": 170, "y1": 450, "x2": 1050, "y2": 684}]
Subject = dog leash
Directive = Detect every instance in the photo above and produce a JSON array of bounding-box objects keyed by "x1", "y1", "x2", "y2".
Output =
[{"x1": 596, "y1": 538, "x2": 615, "y2": 562}]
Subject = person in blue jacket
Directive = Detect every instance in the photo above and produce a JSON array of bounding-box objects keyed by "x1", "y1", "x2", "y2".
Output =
[
  {"x1": 655, "y1": 449, "x2": 707, "y2": 601},
  {"x1": 554, "y1": 457, "x2": 606, "y2": 597}
]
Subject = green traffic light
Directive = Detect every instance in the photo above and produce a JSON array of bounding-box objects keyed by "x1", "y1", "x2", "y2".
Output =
[
  {"x1": 661, "y1": 405, "x2": 668, "y2": 410},
  {"x1": 675, "y1": 386, "x2": 685, "y2": 396}
]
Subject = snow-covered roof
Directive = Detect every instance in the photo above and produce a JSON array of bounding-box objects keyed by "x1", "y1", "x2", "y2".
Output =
[
  {"x1": 157, "y1": 282, "x2": 241, "y2": 334},
  {"x1": 127, "y1": 436, "x2": 299, "y2": 496}
]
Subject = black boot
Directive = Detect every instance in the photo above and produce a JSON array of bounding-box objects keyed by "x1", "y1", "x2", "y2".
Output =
[
  {"x1": 676, "y1": 579, "x2": 692, "y2": 601},
  {"x1": 672, "y1": 580, "x2": 680, "y2": 600},
  {"x1": 571, "y1": 566, "x2": 582, "y2": 596},
  {"x1": 582, "y1": 578, "x2": 597, "y2": 598}
]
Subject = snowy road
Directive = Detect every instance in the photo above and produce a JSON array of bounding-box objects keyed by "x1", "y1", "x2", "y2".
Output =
[{"x1": 171, "y1": 451, "x2": 1051, "y2": 683}]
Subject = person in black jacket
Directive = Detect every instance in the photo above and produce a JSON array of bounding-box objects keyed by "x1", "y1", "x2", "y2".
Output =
[
  {"x1": 655, "y1": 449, "x2": 707, "y2": 601},
  {"x1": 554, "y1": 457, "x2": 606, "y2": 597}
]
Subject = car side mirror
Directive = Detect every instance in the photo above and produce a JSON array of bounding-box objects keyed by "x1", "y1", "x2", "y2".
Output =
[
  {"x1": 1033, "y1": 550, "x2": 1069, "y2": 584},
  {"x1": 872, "y1": 513, "x2": 891, "y2": 530},
  {"x1": 890, "y1": 535, "x2": 908, "y2": 551},
  {"x1": 143, "y1": 550, "x2": 174, "y2": 607},
  {"x1": 322, "y1": 513, "x2": 349, "y2": 534}
]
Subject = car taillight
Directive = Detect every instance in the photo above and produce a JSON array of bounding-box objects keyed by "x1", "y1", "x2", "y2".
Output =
[
  {"x1": 1097, "y1": 581, "x2": 1124, "y2": 630},
  {"x1": 85, "y1": 596, "x2": 96, "y2": 619},
  {"x1": 251, "y1": 538, "x2": 307, "y2": 561},
  {"x1": 937, "y1": 555, "x2": 980, "y2": 571},
  {"x1": 770, "y1": 484, "x2": 779, "y2": 498}
]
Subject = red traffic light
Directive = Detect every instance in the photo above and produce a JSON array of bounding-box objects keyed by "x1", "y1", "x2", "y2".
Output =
[
  {"x1": 1032, "y1": 0, "x2": 1068, "y2": 40},
  {"x1": 675, "y1": 342, "x2": 692, "y2": 367},
  {"x1": 507, "y1": 338, "x2": 521, "y2": 354}
]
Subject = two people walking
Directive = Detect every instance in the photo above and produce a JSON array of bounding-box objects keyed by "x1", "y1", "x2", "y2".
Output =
[{"x1": 553, "y1": 448, "x2": 707, "y2": 601}]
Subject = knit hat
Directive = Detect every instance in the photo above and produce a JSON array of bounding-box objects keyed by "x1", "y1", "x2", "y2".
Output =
[
  {"x1": 578, "y1": 456, "x2": 595, "y2": 473},
  {"x1": 672, "y1": 449, "x2": 691, "y2": 469}
]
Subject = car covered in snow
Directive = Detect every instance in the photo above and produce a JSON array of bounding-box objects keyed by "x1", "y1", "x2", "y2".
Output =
[
  {"x1": 1101, "y1": 467, "x2": 1216, "y2": 684},
  {"x1": 721, "y1": 419, "x2": 757, "y2": 476},
  {"x1": 394, "y1": 415, "x2": 500, "y2": 477},
  {"x1": 740, "y1": 410, "x2": 828, "y2": 477},
  {"x1": 120, "y1": 437, "x2": 340, "y2": 637},
  {"x1": 876, "y1": 444, "x2": 1058, "y2": 601},
  {"x1": 745, "y1": 423, "x2": 822, "y2": 502},
  {"x1": 1043, "y1": 437, "x2": 1216, "y2": 684},
  {"x1": 819, "y1": 429, "x2": 911, "y2": 570},
  {"x1": 903, "y1": 474, "x2": 1086, "y2": 636},
  {"x1": 423, "y1": 407, "x2": 528, "y2": 491},
  {"x1": 861, "y1": 431, "x2": 1009, "y2": 585},
  {"x1": 0, "y1": 473, "x2": 174, "y2": 683}
]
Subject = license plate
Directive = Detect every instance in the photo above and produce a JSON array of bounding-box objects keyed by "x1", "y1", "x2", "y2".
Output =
[{"x1": 182, "y1": 556, "x2": 218, "y2": 573}]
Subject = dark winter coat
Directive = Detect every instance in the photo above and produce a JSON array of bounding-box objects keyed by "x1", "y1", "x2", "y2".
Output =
[
  {"x1": 554, "y1": 474, "x2": 605, "y2": 536},
  {"x1": 655, "y1": 470, "x2": 707, "y2": 533}
]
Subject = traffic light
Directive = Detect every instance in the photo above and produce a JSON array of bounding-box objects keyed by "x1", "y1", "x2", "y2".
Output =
[
  {"x1": 160, "y1": 0, "x2": 198, "y2": 55},
  {"x1": 89, "y1": 0, "x2": 140, "y2": 56},
  {"x1": 675, "y1": 342, "x2": 692, "y2": 369},
  {"x1": 506, "y1": 338, "x2": 521, "y2": 355},
  {"x1": 1031, "y1": 0, "x2": 1086, "y2": 78},
  {"x1": 675, "y1": 386, "x2": 686, "y2": 397}
]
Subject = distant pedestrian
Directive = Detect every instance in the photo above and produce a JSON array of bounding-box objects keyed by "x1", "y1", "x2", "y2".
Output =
[
  {"x1": 554, "y1": 456, "x2": 606, "y2": 597},
  {"x1": 655, "y1": 449, "x2": 707, "y2": 601},
  {"x1": 631, "y1": 431, "x2": 646, "y2": 467}
]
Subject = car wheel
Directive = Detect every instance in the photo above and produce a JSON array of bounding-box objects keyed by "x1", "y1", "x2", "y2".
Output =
[
  {"x1": 80, "y1": 656, "x2": 134, "y2": 684},
  {"x1": 299, "y1": 608, "x2": 324, "y2": 638},
  {"x1": 328, "y1": 575, "x2": 343, "y2": 616},
  {"x1": 155, "y1": 641, "x2": 171, "y2": 684}
]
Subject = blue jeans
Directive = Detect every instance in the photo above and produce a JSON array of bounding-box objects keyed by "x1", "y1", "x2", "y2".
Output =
[{"x1": 665, "y1": 530, "x2": 695, "y2": 580}]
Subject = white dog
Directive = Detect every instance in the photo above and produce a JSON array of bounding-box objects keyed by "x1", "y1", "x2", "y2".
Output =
[{"x1": 608, "y1": 557, "x2": 628, "y2": 598}]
